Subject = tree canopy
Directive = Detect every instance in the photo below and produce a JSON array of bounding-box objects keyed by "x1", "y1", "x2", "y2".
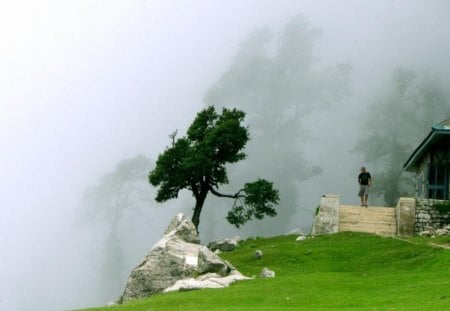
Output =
[
  {"x1": 149, "y1": 106, "x2": 279, "y2": 231},
  {"x1": 203, "y1": 16, "x2": 351, "y2": 233},
  {"x1": 355, "y1": 68, "x2": 450, "y2": 205}
]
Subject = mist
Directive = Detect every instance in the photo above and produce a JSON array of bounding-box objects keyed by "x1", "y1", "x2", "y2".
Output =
[{"x1": 1, "y1": 1, "x2": 450, "y2": 310}]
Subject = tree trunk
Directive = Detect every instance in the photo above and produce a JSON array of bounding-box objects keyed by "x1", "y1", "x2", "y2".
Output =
[{"x1": 192, "y1": 190, "x2": 207, "y2": 233}]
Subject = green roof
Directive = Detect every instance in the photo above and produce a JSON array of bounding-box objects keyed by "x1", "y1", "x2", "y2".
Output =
[
  {"x1": 432, "y1": 117, "x2": 450, "y2": 130},
  {"x1": 403, "y1": 118, "x2": 450, "y2": 171}
]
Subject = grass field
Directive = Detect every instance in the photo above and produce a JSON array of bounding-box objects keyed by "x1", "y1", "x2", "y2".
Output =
[{"x1": 81, "y1": 232, "x2": 450, "y2": 311}]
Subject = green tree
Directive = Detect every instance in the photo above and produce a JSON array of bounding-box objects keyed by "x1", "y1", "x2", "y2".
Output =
[
  {"x1": 204, "y1": 16, "x2": 351, "y2": 232},
  {"x1": 149, "y1": 106, "x2": 279, "y2": 232},
  {"x1": 356, "y1": 68, "x2": 450, "y2": 205}
]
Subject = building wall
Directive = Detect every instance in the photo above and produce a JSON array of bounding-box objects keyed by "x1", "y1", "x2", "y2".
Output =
[
  {"x1": 415, "y1": 153, "x2": 430, "y2": 199},
  {"x1": 415, "y1": 198, "x2": 450, "y2": 233},
  {"x1": 414, "y1": 149, "x2": 450, "y2": 200}
]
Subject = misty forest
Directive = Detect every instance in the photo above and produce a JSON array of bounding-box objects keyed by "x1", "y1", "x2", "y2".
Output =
[{"x1": 1, "y1": 1, "x2": 450, "y2": 310}]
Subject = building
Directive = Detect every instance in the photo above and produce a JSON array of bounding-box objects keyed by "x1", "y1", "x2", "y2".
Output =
[{"x1": 403, "y1": 118, "x2": 450, "y2": 200}]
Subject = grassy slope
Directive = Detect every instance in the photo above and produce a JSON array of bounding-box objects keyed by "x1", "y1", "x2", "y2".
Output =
[{"x1": 82, "y1": 232, "x2": 450, "y2": 311}]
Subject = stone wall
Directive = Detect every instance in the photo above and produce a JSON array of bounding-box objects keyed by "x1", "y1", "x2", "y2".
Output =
[
  {"x1": 415, "y1": 199, "x2": 450, "y2": 233},
  {"x1": 396, "y1": 198, "x2": 416, "y2": 236},
  {"x1": 311, "y1": 195, "x2": 340, "y2": 235}
]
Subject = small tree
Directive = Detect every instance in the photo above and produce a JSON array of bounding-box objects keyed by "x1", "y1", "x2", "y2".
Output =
[{"x1": 149, "y1": 106, "x2": 279, "y2": 232}]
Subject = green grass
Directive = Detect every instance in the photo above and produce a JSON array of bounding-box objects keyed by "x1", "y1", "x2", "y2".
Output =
[
  {"x1": 80, "y1": 232, "x2": 450, "y2": 311},
  {"x1": 406, "y1": 235, "x2": 450, "y2": 248}
]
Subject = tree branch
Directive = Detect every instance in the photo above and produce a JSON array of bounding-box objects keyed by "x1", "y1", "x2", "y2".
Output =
[
  {"x1": 209, "y1": 186, "x2": 244, "y2": 199},
  {"x1": 169, "y1": 129, "x2": 178, "y2": 147}
]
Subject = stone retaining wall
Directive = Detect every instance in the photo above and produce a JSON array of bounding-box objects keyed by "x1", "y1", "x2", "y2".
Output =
[
  {"x1": 415, "y1": 199, "x2": 450, "y2": 233},
  {"x1": 311, "y1": 194, "x2": 340, "y2": 235},
  {"x1": 396, "y1": 198, "x2": 416, "y2": 236}
]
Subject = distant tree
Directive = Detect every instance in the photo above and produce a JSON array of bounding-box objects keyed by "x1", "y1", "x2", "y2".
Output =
[
  {"x1": 81, "y1": 154, "x2": 153, "y2": 226},
  {"x1": 355, "y1": 68, "x2": 450, "y2": 205},
  {"x1": 79, "y1": 154, "x2": 153, "y2": 301},
  {"x1": 204, "y1": 16, "x2": 351, "y2": 232},
  {"x1": 149, "y1": 106, "x2": 279, "y2": 232}
]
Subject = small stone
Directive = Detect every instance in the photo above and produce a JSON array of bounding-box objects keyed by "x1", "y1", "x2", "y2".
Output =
[
  {"x1": 419, "y1": 230, "x2": 433, "y2": 236},
  {"x1": 255, "y1": 250, "x2": 263, "y2": 259},
  {"x1": 435, "y1": 228, "x2": 448, "y2": 236},
  {"x1": 259, "y1": 267, "x2": 275, "y2": 278}
]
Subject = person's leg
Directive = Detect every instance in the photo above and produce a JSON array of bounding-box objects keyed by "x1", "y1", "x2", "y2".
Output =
[{"x1": 359, "y1": 186, "x2": 364, "y2": 206}]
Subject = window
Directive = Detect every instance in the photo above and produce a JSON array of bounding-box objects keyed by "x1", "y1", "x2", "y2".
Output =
[{"x1": 428, "y1": 164, "x2": 448, "y2": 200}]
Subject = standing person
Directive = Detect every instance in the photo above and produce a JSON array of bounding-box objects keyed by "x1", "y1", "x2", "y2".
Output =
[{"x1": 358, "y1": 167, "x2": 371, "y2": 207}]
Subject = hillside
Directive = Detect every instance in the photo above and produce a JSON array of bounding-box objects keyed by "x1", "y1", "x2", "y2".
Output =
[{"x1": 81, "y1": 232, "x2": 450, "y2": 310}]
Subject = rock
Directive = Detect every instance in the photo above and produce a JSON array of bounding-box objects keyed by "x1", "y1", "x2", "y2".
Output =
[
  {"x1": 255, "y1": 250, "x2": 263, "y2": 259},
  {"x1": 420, "y1": 226, "x2": 435, "y2": 236},
  {"x1": 296, "y1": 236, "x2": 307, "y2": 241},
  {"x1": 435, "y1": 228, "x2": 448, "y2": 236},
  {"x1": 163, "y1": 271, "x2": 252, "y2": 293},
  {"x1": 120, "y1": 213, "x2": 246, "y2": 303},
  {"x1": 287, "y1": 228, "x2": 305, "y2": 236},
  {"x1": 419, "y1": 230, "x2": 434, "y2": 237},
  {"x1": 207, "y1": 236, "x2": 240, "y2": 252},
  {"x1": 164, "y1": 213, "x2": 200, "y2": 244},
  {"x1": 197, "y1": 245, "x2": 229, "y2": 276},
  {"x1": 224, "y1": 260, "x2": 237, "y2": 271},
  {"x1": 260, "y1": 267, "x2": 275, "y2": 278}
]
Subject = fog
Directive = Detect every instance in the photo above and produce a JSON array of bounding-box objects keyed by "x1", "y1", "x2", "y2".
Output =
[{"x1": 1, "y1": 1, "x2": 450, "y2": 310}]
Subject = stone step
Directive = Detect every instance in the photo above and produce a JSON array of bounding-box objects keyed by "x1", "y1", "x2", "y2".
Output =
[
  {"x1": 340, "y1": 206, "x2": 395, "y2": 214},
  {"x1": 339, "y1": 223, "x2": 396, "y2": 229},
  {"x1": 339, "y1": 223, "x2": 396, "y2": 230},
  {"x1": 340, "y1": 212, "x2": 395, "y2": 218},
  {"x1": 338, "y1": 227, "x2": 396, "y2": 236},
  {"x1": 340, "y1": 224, "x2": 396, "y2": 229},
  {"x1": 340, "y1": 208, "x2": 394, "y2": 215},
  {"x1": 339, "y1": 215, "x2": 396, "y2": 222},
  {"x1": 340, "y1": 211, "x2": 395, "y2": 217},
  {"x1": 338, "y1": 224, "x2": 396, "y2": 231},
  {"x1": 340, "y1": 205, "x2": 394, "y2": 209},
  {"x1": 338, "y1": 205, "x2": 397, "y2": 236},
  {"x1": 339, "y1": 216, "x2": 396, "y2": 223}
]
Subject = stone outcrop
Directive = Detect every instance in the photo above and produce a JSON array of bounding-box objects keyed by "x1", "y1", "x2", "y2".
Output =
[
  {"x1": 120, "y1": 213, "x2": 249, "y2": 303},
  {"x1": 207, "y1": 236, "x2": 240, "y2": 252}
]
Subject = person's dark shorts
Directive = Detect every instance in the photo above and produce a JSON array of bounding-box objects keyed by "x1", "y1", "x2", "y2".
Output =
[{"x1": 359, "y1": 185, "x2": 369, "y2": 197}]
